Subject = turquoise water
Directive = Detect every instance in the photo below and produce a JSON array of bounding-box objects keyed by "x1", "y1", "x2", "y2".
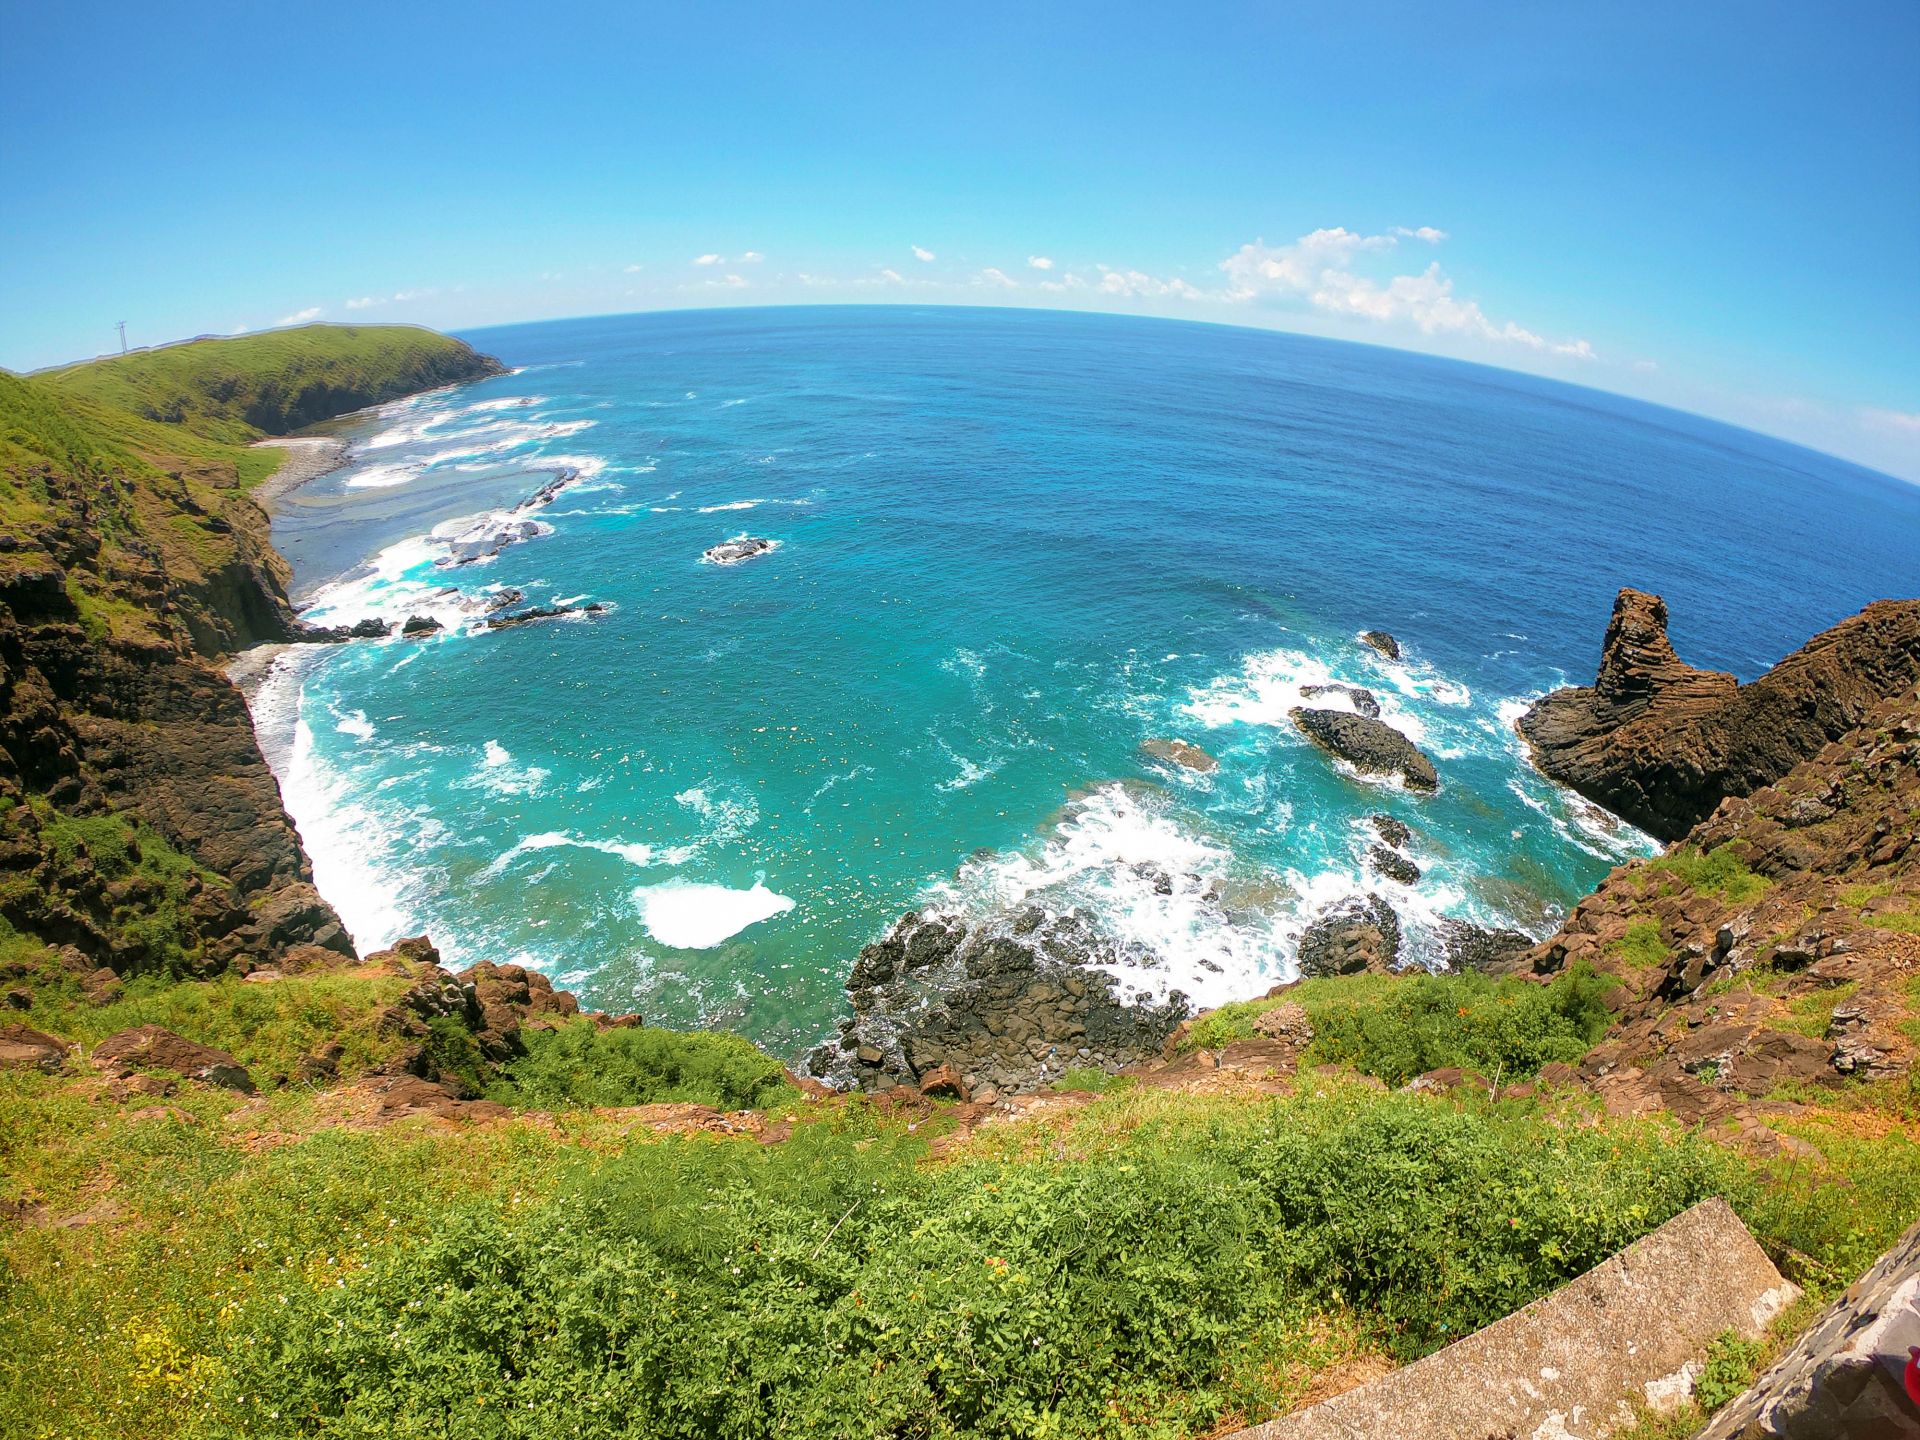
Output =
[{"x1": 254, "y1": 307, "x2": 1920, "y2": 1055}]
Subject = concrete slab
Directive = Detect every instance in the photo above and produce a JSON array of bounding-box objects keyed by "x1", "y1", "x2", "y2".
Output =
[{"x1": 1228, "y1": 1197, "x2": 1798, "y2": 1440}]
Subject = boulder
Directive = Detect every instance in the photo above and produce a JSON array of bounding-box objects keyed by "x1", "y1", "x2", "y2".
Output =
[
  {"x1": 1291, "y1": 708, "x2": 1438, "y2": 791},
  {"x1": 1368, "y1": 845, "x2": 1420, "y2": 885},
  {"x1": 90, "y1": 1024, "x2": 254, "y2": 1092},
  {"x1": 1369, "y1": 813, "x2": 1413, "y2": 849},
  {"x1": 0, "y1": 1022, "x2": 71, "y2": 1073},
  {"x1": 1359, "y1": 630, "x2": 1401, "y2": 660},
  {"x1": 400, "y1": 614, "x2": 442, "y2": 637}
]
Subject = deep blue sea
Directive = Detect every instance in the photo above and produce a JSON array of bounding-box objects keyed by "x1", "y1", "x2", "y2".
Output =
[{"x1": 249, "y1": 306, "x2": 1920, "y2": 1055}]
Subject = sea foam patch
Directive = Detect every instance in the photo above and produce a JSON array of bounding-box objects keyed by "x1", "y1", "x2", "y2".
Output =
[{"x1": 634, "y1": 879, "x2": 796, "y2": 949}]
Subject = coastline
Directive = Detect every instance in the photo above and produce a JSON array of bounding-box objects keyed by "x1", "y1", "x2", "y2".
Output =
[{"x1": 249, "y1": 435, "x2": 348, "y2": 509}]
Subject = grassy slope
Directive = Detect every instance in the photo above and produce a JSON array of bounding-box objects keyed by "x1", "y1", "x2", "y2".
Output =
[
  {"x1": 37, "y1": 324, "x2": 503, "y2": 448},
  {"x1": 2, "y1": 964, "x2": 1915, "y2": 1440}
]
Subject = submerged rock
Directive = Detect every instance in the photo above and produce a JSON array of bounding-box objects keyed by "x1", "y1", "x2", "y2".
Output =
[
  {"x1": 1141, "y1": 737, "x2": 1218, "y2": 773},
  {"x1": 484, "y1": 601, "x2": 608, "y2": 630},
  {"x1": 1296, "y1": 893, "x2": 1402, "y2": 977},
  {"x1": 807, "y1": 907, "x2": 1191, "y2": 1097},
  {"x1": 1359, "y1": 630, "x2": 1401, "y2": 660},
  {"x1": 702, "y1": 535, "x2": 778, "y2": 565},
  {"x1": 1291, "y1": 707, "x2": 1439, "y2": 791},
  {"x1": 441, "y1": 518, "x2": 549, "y2": 567}
]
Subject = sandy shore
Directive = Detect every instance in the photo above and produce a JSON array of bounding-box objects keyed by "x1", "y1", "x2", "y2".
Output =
[{"x1": 251, "y1": 436, "x2": 347, "y2": 509}]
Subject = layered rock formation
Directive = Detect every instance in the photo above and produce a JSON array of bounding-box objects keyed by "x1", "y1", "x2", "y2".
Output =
[{"x1": 1520, "y1": 588, "x2": 1920, "y2": 839}]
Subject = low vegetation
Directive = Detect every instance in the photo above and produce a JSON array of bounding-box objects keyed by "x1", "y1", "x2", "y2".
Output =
[{"x1": 1179, "y1": 965, "x2": 1615, "y2": 1087}]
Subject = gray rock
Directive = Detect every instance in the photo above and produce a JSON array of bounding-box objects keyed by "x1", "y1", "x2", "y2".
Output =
[{"x1": 1291, "y1": 708, "x2": 1439, "y2": 791}]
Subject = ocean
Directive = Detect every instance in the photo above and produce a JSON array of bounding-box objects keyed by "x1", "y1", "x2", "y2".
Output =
[{"x1": 247, "y1": 305, "x2": 1920, "y2": 1056}]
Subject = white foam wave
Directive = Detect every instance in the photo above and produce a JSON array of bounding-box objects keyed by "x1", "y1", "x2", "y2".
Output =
[
  {"x1": 479, "y1": 829, "x2": 692, "y2": 882},
  {"x1": 697, "y1": 499, "x2": 765, "y2": 513},
  {"x1": 634, "y1": 879, "x2": 795, "y2": 949},
  {"x1": 469, "y1": 739, "x2": 549, "y2": 796}
]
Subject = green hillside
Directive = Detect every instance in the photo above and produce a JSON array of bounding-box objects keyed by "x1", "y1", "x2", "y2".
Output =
[{"x1": 36, "y1": 324, "x2": 505, "y2": 444}]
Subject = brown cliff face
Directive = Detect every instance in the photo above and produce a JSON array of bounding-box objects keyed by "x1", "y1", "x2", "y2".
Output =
[
  {"x1": 1505, "y1": 682, "x2": 1920, "y2": 1136},
  {"x1": 0, "y1": 346, "x2": 500, "y2": 982},
  {"x1": 1520, "y1": 588, "x2": 1920, "y2": 839}
]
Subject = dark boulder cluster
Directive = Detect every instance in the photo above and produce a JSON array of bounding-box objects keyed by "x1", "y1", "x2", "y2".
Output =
[
  {"x1": 804, "y1": 907, "x2": 1191, "y2": 1099},
  {"x1": 1300, "y1": 682, "x2": 1382, "y2": 718},
  {"x1": 702, "y1": 535, "x2": 779, "y2": 565},
  {"x1": 1295, "y1": 892, "x2": 1403, "y2": 977}
]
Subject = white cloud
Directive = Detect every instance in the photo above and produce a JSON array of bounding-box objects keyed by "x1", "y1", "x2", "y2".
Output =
[
  {"x1": 880, "y1": 268, "x2": 906, "y2": 284},
  {"x1": 977, "y1": 267, "x2": 1017, "y2": 289},
  {"x1": 624, "y1": 263, "x2": 646, "y2": 273},
  {"x1": 720, "y1": 273, "x2": 748, "y2": 288},
  {"x1": 1097, "y1": 268, "x2": 1204, "y2": 300},
  {"x1": 1394, "y1": 226, "x2": 1449, "y2": 244},
  {"x1": 694, "y1": 253, "x2": 723, "y2": 266},
  {"x1": 739, "y1": 251, "x2": 765, "y2": 263},
  {"x1": 277, "y1": 306, "x2": 323, "y2": 325},
  {"x1": 1220, "y1": 228, "x2": 1592, "y2": 359},
  {"x1": 912, "y1": 245, "x2": 936, "y2": 262},
  {"x1": 1028, "y1": 255, "x2": 1054, "y2": 270},
  {"x1": 1863, "y1": 407, "x2": 1920, "y2": 434},
  {"x1": 345, "y1": 296, "x2": 380, "y2": 310}
]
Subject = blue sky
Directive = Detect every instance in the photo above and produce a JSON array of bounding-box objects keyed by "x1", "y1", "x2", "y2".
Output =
[{"x1": 3, "y1": 0, "x2": 1916, "y2": 478}]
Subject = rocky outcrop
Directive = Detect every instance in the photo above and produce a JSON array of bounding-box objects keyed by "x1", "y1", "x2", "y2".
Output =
[
  {"x1": 0, "y1": 1022, "x2": 71, "y2": 1073},
  {"x1": 1141, "y1": 737, "x2": 1218, "y2": 772},
  {"x1": 1359, "y1": 631, "x2": 1400, "y2": 660},
  {"x1": 91, "y1": 1024, "x2": 254, "y2": 1092},
  {"x1": 1296, "y1": 893, "x2": 1402, "y2": 977},
  {"x1": 1701, "y1": 1217, "x2": 1920, "y2": 1438},
  {"x1": 805, "y1": 907, "x2": 1191, "y2": 1097},
  {"x1": 702, "y1": 536, "x2": 778, "y2": 565},
  {"x1": 1291, "y1": 708, "x2": 1438, "y2": 791},
  {"x1": 484, "y1": 601, "x2": 608, "y2": 630},
  {"x1": 1507, "y1": 684, "x2": 1920, "y2": 1114},
  {"x1": 1301, "y1": 683, "x2": 1382, "y2": 719},
  {"x1": 1520, "y1": 588, "x2": 1920, "y2": 839}
]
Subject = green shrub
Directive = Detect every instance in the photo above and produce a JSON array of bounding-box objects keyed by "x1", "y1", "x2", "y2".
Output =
[
  {"x1": 423, "y1": 1016, "x2": 488, "y2": 1099},
  {"x1": 1693, "y1": 1330, "x2": 1763, "y2": 1411},
  {"x1": 1300, "y1": 965, "x2": 1616, "y2": 1087},
  {"x1": 1615, "y1": 918, "x2": 1669, "y2": 969},
  {"x1": 491, "y1": 1019, "x2": 794, "y2": 1110},
  {"x1": 202, "y1": 1088, "x2": 1751, "y2": 1437}
]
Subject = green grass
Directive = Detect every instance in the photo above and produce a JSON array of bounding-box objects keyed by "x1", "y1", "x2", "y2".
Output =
[
  {"x1": 1178, "y1": 967, "x2": 1616, "y2": 1088},
  {"x1": 1839, "y1": 881, "x2": 1894, "y2": 908},
  {"x1": 1646, "y1": 845, "x2": 1770, "y2": 905},
  {"x1": 22, "y1": 967, "x2": 413, "y2": 1083},
  {"x1": 488, "y1": 1019, "x2": 797, "y2": 1111},
  {"x1": 38, "y1": 324, "x2": 500, "y2": 448},
  {"x1": 1614, "y1": 917, "x2": 1670, "y2": 969},
  {"x1": 1866, "y1": 909, "x2": 1920, "y2": 935}
]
